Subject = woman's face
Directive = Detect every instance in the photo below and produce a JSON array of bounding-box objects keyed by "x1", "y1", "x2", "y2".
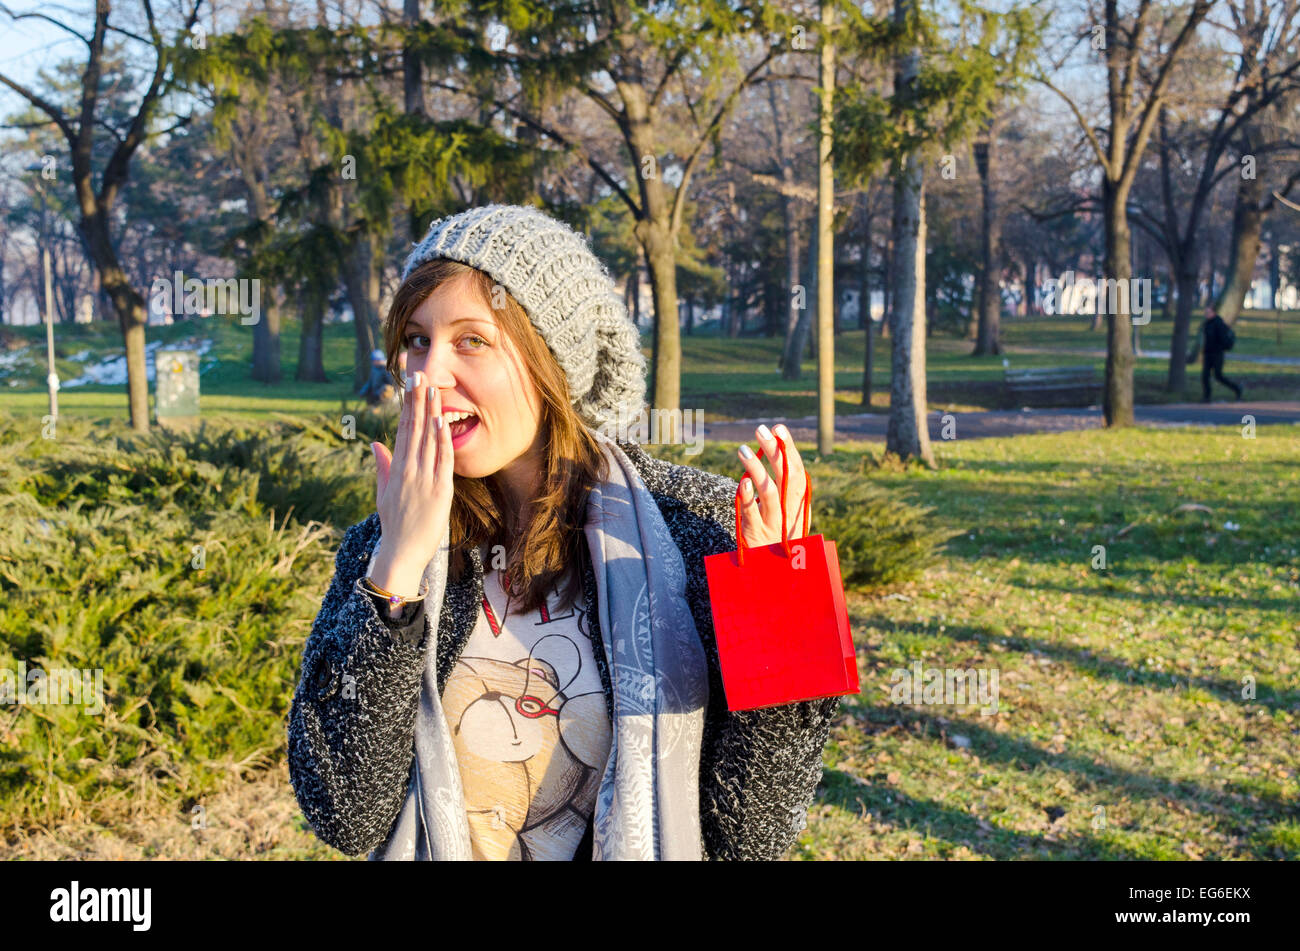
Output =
[{"x1": 401, "y1": 273, "x2": 544, "y2": 487}]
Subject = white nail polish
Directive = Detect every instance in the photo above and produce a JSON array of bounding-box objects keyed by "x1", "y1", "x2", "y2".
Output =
[
  {"x1": 757, "y1": 424, "x2": 772, "y2": 441},
  {"x1": 739, "y1": 444, "x2": 754, "y2": 459}
]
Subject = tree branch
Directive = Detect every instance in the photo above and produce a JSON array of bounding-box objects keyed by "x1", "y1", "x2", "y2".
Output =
[
  {"x1": 670, "y1": 48, "x2": 776, "y2": 239},
  {"x1": 427, "y1": 78, "x2": 638, "y2": 217},
  {"x1": 1033, "y1": 73, "x2": 1108, "y2": 169},
  {"x1": 649, "y1": 43, "x2": 693, "y2": 111},
  {"x1": 1117, "y1": 0, "x2": 1213, "y2": 195},
  {"x1": 579, "y1": 79, "x2": 625, "y2": 128},
  {"x1": 0, "y1": 72, "x2": 74, "y2": 140},
  {"x1": 1264, "y1": 167, "x2": 1300, "y2": 212},
  {"x1": 0, "y1": 5, "x2": 90, "y2": 44}
]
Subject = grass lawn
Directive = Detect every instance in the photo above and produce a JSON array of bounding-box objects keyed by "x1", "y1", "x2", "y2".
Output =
[
  {"x1": 2, "y1": 308, "x2": 1297, "y2": 424},
  {"x1": 4, "y1": 414, "x2": 1295, "y2": 860},
  {"x1": 1, "y1": 309, "x2": 1296, "y2": 860},
  {"x1": 782, "y1": 425, "x2": 1299, "y2": 860}
]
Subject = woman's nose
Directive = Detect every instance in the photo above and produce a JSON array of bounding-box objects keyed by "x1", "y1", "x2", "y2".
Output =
[
  {"x1": 416, "y1": 357, "x2": 455, "y2": 390},
  {"x1": 421, "y1": 355, "x2": 457, "y2": 387}
]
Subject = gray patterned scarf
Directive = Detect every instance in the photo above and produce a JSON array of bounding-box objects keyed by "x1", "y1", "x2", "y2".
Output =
[{"x1": 368, "y1": 427, "x2": 711, "y2": 860}]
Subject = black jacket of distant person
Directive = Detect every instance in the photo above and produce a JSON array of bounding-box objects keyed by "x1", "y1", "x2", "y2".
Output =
[{"x1": 1186, "y1": 311, "x2": 1242, "y2": 401}]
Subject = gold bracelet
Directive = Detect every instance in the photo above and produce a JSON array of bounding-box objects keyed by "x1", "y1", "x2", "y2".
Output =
[{"x1": 362, "y1": 576, "x2": 429, "y2": 610}]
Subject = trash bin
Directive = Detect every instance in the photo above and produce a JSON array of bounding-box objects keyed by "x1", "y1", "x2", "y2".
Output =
[{"x1": 153, "y1": 348, "x2": 199, "y2": 428}]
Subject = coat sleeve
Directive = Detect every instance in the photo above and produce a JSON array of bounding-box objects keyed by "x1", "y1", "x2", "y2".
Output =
[
  {"x1": 287, "y1": 512, "x2": 431, "y2": 856},
  {"x1": 640, "y1": 452, "x2": 841, "y2": 861}
]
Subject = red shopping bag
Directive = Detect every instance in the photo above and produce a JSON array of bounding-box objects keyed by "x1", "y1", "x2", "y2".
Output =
[{"x1": 702, "y1": 439, "x2": 858, "y2": 711}]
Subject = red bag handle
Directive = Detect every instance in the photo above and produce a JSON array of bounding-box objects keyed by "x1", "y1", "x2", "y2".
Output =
[{"x1": 733, "y1": 435, "x2": 811, "y2": 566}]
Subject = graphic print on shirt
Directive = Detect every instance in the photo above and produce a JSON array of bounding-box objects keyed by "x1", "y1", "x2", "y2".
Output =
[{"x1": 442, "y1": 570, "x2": 611, "y2": 860}]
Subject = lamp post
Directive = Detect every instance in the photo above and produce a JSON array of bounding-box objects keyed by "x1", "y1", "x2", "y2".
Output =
[{"x1": 25, "y1": 163, "x2": 58, "y2": 421}]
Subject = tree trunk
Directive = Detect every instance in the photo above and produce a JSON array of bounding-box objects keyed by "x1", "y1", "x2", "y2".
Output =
[
  {"x1": 1269, "y1": 228, "x2": 1281, "y2": 310},
  {"x1": 342, "y1": 237, "x2": 377, "y2": 389},
  {"x1": 619, "y1": 70, "x2": 683, "y2": 441},
  {"x1": 881, "y1": 233, "x2": 892, "y2": 339},
  {"x1": 296, "y1": 283, "x2": 329, "y2": 382},
  {"x1": 1102, "y1": 177, "x2": 1136, "y2": 427},
  {"x1": 973, "y1": 134, "x2": 1002, "y2": 355},
  {"x1": 764, "y1": 271, "x2": 781, "y2": 337},
  {"x1": 1216, "y1": 163, "x2": 1263, "y2": 325},
  {"x1": 1167, "y1": 257, "x2": 1198, "y2": 391},
  {"x1": 251, "y1": 293, "x2": 283, "y2": 383},
  {"x1": 368, "y1": 235, "x2": 384, "y2": 338},
  {"x1": 884, "y1": 0, "x2": 934, "y2": 466},
  {"x1": 403, "y1": 0, "x2": 432, "y2": 241},
  {"x1": 83, "y1": 211, "x2": 149, "y2": 429},
  {"x1": 1206, "y1": 217, "x2": 1219, "y2": 301},
  {"x1": 816, "y1": 0, "x2": 837, "y2": 456},
  {"x1": 639, "y1": 218, "x2": 680, "y2": 439},
  {"x1": 807, "y1": 223, "x2": 819, "y2": 362},
  {"x1": 728, "y1": 265, "x2": 743, "y2": 338},
  {"x1": 859, "y1": 195, "x2": 873, "y2": 406},
  {"x1": 778, "y1": 191, "x2": 802, "y2": 376},
  {"x1": 780, "y1": 223, "x2": 811, "y2": 381},
  {"x1": 886, "y1": 146, "x2": 934, "y2": 467}
]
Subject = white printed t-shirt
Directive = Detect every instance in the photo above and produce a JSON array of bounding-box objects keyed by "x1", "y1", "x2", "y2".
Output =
[{"x1": 440, "y1": 564, "x2": 612, "y2": 860}]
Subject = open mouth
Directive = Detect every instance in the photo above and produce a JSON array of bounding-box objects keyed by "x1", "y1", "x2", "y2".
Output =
[{"x1": 445, "y1": 412, "x2": 479, "y2": 446}]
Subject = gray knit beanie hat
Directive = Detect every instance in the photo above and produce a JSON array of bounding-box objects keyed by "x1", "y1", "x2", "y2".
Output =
[{"x1": 400, "y1": 204, "x2": 646, "y2": 435}]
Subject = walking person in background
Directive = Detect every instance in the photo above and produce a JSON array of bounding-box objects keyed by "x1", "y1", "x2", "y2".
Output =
[{"x1": 1186, "y1": 303, "x2": 1243, "y2": 403}]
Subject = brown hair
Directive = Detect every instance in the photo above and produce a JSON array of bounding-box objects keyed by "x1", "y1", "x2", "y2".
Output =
[{"x1": 381, "y1": 258, "x2": 609, "y2": 615}]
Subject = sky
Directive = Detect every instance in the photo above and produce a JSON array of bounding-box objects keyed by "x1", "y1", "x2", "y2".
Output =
[{"x1": 0, "y1": 3, "x2": 85, "y2": 95}]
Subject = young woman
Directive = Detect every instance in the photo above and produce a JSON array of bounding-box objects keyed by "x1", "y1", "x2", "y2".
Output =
[{"x1": 288, "y1": 204, "x2": 840, "y2": 861}]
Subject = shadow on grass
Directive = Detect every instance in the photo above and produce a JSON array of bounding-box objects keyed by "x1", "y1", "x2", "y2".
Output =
[
  {"x1": 833, "y1": 693, "x2": 1285, "y2": 858},
  {"x1": 913, "y1": 617, "x2": 1298, "y2": 712},
  {"x1": 1006, "y1": 578, "x2": 1299, "y2": 619},
  {"x1": 816, "y1": 766, "x2": 1152, "y2": 859},
  {"x1": 941, "y1": 615, "x2": 1294, "y2": 711}
]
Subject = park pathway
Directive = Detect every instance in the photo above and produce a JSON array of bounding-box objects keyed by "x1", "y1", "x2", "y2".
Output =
[
  {"x1": 1002, "y1": 345, "x2": 1300, "y2": 366},
  {"x1": 700, "y1": 401, "x2": 1300, "y2": 444}
]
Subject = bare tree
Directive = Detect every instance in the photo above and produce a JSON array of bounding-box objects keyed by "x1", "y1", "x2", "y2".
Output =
[
  {"x1": 0, "y1": 0, "x2": 203, "y2": 432},
  {"x1": 1038, "y1": 0, "x2": 1212, "y2": 426},
  {"x1": 1126, "y1": 0, "x2": 1300, "y2": 390}
]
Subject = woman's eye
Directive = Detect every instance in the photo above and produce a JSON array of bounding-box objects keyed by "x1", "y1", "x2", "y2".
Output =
[
  {"x1": 462, "y1": 334, "x2": 487, "y2": 349},
  {"x1": 405, "y1": 334, "x2": 430, "y2": 350}
]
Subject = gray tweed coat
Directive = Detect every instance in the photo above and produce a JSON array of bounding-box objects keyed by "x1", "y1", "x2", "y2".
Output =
[{"x1": 287, "y1": 439, "x2": 841, "y2": 860}]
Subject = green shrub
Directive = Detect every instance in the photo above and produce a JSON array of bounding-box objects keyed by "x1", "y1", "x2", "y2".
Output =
[
  {"x1": 807, "y1": 471, "x2": 953, "y2": 587},
  {"x1": 0, "y1": 415, "x2": 363, "y2": 832}
]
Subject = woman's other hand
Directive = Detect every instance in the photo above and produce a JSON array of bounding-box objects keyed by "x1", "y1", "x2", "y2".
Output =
[
  {"x1": 736, "y1": 422, "x2": 812, "y2": 549},
  {"x1": 368, "y1": 370, "x2": 456, "y2": 597}
]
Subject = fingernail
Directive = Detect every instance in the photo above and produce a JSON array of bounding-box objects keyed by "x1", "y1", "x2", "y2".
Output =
[
  {"x1": 405, "y1": 374, "x2": 414, "y2": 392},
  {"x1": 739, "y1": 444, "x2": 754, "y2": 459},
  {"x1": 776, "y1": 424, "x2": 789, "y2": 438},
  {"x1": 435, "y1": 416, "x2": 443, "y2": 431},
  {"x1": 757, "y1": 424, "x2": 772, "y2": 441}
]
